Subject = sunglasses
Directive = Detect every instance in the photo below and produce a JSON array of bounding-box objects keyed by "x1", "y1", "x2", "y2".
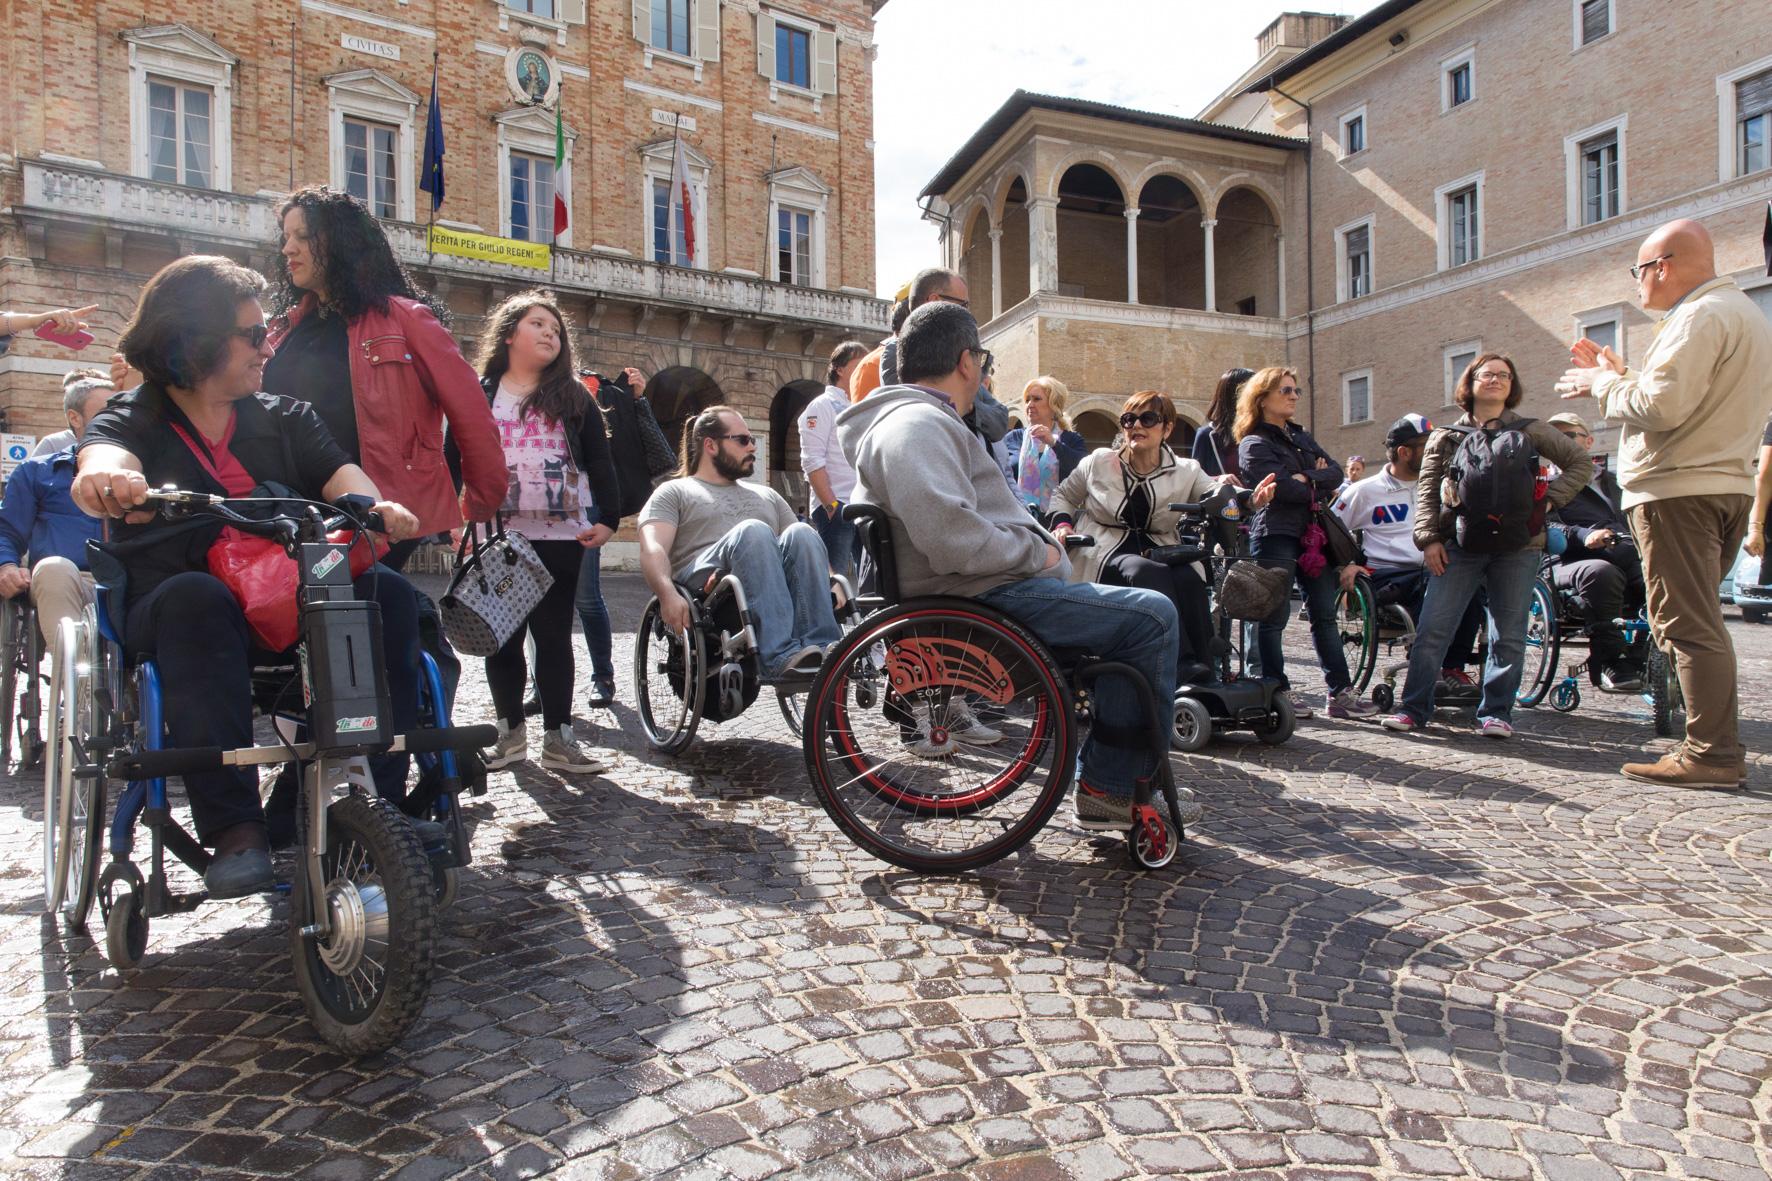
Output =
[
  {"x1": 1629, "y1": 253, "x2": 1672, "y2": 281},
  {"x1": 1119, "y1": 410, "x2": 1165, "y2": 430},
  {"x1": 716, "y1": 433, "x2": 757, "y2": 448},
  {"x1": 232, "y1": 324, "x2": 270, "y2": 349},
  {"x1": 936, "y1": 293, "x2": 971, "y2": 309}
]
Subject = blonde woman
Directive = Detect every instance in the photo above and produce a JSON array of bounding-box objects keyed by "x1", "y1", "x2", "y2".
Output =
[{"x1": 1000, "y1": 376, "x2": 1087, "y2": 514}]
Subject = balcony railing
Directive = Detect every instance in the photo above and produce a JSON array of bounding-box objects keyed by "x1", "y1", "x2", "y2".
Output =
[{"x1": 19, "y1": 160, "x2": 888, "y2": 334}]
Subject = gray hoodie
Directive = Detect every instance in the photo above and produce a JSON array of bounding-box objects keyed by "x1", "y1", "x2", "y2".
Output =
[{"x1": 838, "y1": 384, "x2": 1057, "y2": 599}]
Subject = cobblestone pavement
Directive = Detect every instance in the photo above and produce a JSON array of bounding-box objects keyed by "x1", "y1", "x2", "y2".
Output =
[{"x1": 1, "y1": 571, "x2": 1769, "y2": 1181}]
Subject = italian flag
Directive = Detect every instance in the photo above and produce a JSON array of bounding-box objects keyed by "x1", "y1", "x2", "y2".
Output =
[{"x1": 552, "y1": 98, "x2": 569, "y2": 240}]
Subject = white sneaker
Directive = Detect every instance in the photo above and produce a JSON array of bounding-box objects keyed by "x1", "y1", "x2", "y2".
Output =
[
  {"x1": 902, "y1": 720, "x2": 959, "y2": 759},
  {"x1": 946, "y1": 700, "x2": 1004, "y2": 745},
  {"x1": 1176, "y1": 785, "x2": 1204, "y2": 827},
  {"x1": 1285, "y1": 690, "x2": 1315, "y2": 719},
  {"x1": 539, "y1": 725, "x2": 606, "y2": 774},
  {"x1": 485, "y1": 721, "x2": 527, "y2": 770}
]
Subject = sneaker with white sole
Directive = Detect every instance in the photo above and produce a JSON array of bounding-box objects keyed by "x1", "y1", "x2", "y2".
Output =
[
  {"x1": 485, "y1": 721, "x2": 527, "y2": 770},
  {"x1": 902, "y1": 720, "x2": 958, "y2": 759},
  {"x1": 1074, "y1": 781, "x2": 1133, "y2": 831},
  {"x1": 540, "y1": 726, "x2": 607, "y2": 773},
  {"x1": 946, "y1": 700, "x2": 1004, "y2": 745},
  {"x1": 1285, "y1": 690, "x2": 1315, "y2": 719},
  {"x1": 1381, "y1": 712, "x2": 1419, "y2": 732},
  {"x1": 1478, "y1": 716, "x2": 1513, "y2": 739},
  {"x1": 1327, "y1": 688, "x2": 1380, "y2": 719},
  {"x1": 1176, "y1": 785, "x2": 1204, "y2": 827}
]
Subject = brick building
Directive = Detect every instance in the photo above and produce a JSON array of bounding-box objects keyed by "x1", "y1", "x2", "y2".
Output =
[
  {"x1": 926, "y1": 0, "x2": 1772, "y2": 459},
  {"x1": 0, "y1": 0, "x2": 889, "y2": 555}
]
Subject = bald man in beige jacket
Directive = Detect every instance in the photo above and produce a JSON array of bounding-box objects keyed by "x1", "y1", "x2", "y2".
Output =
[{"x1": 1558, "y1": 219, "x2": 1772, "y2": 789}]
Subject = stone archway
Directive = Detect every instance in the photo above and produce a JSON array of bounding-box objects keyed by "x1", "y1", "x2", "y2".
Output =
[
  {"x1": 649, "y1": 366, "x2": 725, "y2": 472},
  {"x1": 1074, "y1": 408, "x2": 1120, "y2": 453},
  {"x1": 1055, "y1": 163, "x2": 1127, "y2": 302},
  {"x1": 999, "y1": 176, "x2": 1031, "y2": 312},
  {"x1": 1214, "y1": 185, "x2": 1280, "y2": 317},
  {"x1": 768, "y1": 378, "x2": 824, "y2": 510},
  {"x1": 958, "y1": 204, "x2": 994, "y2": 325},
  {"x1": 1136, "y1": 174, "x2": 1207, "y2": 309}
]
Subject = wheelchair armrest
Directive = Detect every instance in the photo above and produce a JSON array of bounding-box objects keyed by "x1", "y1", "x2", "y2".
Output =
[{"x1": 1064, "y1": 535, "x2": 1095, "y2": 551}]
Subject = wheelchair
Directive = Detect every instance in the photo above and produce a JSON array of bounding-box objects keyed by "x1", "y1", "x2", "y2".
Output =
[
  {"x1": 633, "y1": 563, "x2": 858, "y2": 754},
  {"x1": 42, "y1": 489, "x2": 495, "y2": 1057},
  {"x1": 0, "y1": 594, "x2": 46, "y2": 769},
  {"x1": 799, "y1": 504, "x2": 1193, "y2": 873},
  {"x1": 1535, "y1": 540, "x2": 1683, "y2": 735}
]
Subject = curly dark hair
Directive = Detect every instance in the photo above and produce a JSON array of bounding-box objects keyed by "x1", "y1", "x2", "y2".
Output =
[
  {"x1": 119, "y1": 255, "x2": 266, "y2": 389},
  {"x1": 475, "y1": 290, "x2": 592, "y2": 429},
  {"x1": 266, "y1": 186, "x2": 449, "y2": 327}
]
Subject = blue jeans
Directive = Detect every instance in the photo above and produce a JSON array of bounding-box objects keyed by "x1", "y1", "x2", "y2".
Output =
[
  {"x1": 1252, "y1": 532, "x2": 1351, "y2": 695},
  {"x1": 683, "y1": 520, "x2": 841, "y2": 677},
  {"x1": 1399, "y1": 546, "x2": 1541, "y2": 723},
  {"x1": 574, "y1": 546, "x2": 614, "y2": 683},
  {"x1": 811, "y1": 503, "x2": 860, "y2": 582},
  {"x1": 980, "y1": 577, "x2": 1178, "y2": 799},
  {"x1": 1369, "y1": 565, "x2": 1483, "y2": 669}
]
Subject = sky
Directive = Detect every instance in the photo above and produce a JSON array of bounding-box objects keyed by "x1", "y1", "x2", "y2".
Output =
[{"x1": 869, "y1": 0, "x2": 1364, "y2": 296}]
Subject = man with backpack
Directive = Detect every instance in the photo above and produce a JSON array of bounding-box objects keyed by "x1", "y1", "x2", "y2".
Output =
[{"x1": 1382, "y1": 354, "x2": 1591, "y2": 737}]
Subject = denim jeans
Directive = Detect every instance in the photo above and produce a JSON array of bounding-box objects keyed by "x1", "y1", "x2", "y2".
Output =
[
  {"x1": 1251, "y1": 532, "x2": 1350, "y2": 694},
  {"x1": 574, "y1": 545, "x2": 615, "y2": 683},
  {"x1": 683, "y1": 520, "x2": 841, "y2": 677},
  {"x1": 811, "y1": 503, "x2": 861, "y2": 582},
  {"x1": 1368, "y1": 565, "x2": 1483, "y2": 669},
  {"x1": 1399, "y1": 545, "x2": 1541, "y2": 724},
  {"x1": 980, "y1": 577, "x2": 1178, "y2": 799}
]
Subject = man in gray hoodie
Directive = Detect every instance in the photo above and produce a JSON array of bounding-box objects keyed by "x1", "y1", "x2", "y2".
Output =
[{"x1": 837, "y1": 302, "x2": 1179, "y2": 830}]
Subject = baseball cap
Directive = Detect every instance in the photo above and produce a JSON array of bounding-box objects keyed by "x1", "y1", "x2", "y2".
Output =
[
  {"x1": 1546, "y1": 411, "x2": 1589, "y2": 433},
  {"x1": 1385, "y1": 413, "x2": 1433, "y2": 447}
]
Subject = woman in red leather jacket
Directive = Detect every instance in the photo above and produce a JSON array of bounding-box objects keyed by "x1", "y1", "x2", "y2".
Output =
[{"x1": 263, "y1": 186, "x2": 504, "y2": 567}]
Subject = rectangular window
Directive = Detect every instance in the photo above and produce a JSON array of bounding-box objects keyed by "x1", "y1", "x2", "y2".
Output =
[
  {"x1": 1447, "y1": 62, "x2": 1472, "y2": 107},
  {"x1": 344, "y1": 118, "x2": 398, "y2": 220},
  {"x1": 652, "y1": 176, "x2": 690, "y2": 263},
  {"x1": 1446, "y1": 346, "x2": 1478, "y2": 401},
  {"x1": 1344, "y1": 373, "x2": 1372, "y2": 425},
  {"x1": 1580, "y1": 131, "x2": 1620, "y2": 223},
  {"x1": 508, "y1": 0, "x2": 557, "y2": 14},
  {"x1": 1447, "y1": 184, "x2": 1480, "y2": 266},
  {"x1": 1740, "y1": 70, "x2": 1772, "y2": 176},
  {"x1": 509, "y1": 151, "x2": 555, "y2": 244},
  {"x1": 775, "y1": 21, "x2": 811, "y2": 88},
  {"x1": 147, "y1": 78, "x2": 213, "y2": 187},
  {"x1": 1582, "y1": 320, "x2": 1618, "y2": 353},
  {"x1": 777, "y1": 207, "x2": 811, "y2": 286},
  {"x1": 1580, "y1": 0, "x2": 1611, "y2": 44},
  {"x1": 1345, "y1": 224, "x2": 1371, "y2": 299},
  {"x1": 651, "y1": 0, "x2": 691, "y2": 55},
  {"x1": 1344, "y1": 115, "x2": 1365, "y2": 155}
]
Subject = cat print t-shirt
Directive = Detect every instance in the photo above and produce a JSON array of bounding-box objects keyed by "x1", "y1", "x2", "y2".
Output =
[{"x1": 492, "y1": 384, "x2": 592, "y2": 541}]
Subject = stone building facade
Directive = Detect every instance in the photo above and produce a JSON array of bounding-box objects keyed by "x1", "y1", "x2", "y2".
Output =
[
  {"x1": 0, "y1": 0, "x2": 889, "y2": 555},
  {"x1": 926, "y1": 0, "x2": 1772, "y2": 460}
]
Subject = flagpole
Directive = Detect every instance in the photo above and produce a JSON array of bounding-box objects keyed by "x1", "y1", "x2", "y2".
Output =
[
  {"x1": 672, "y1": 113, "x2": 683, "y2": 268},
  {"x1": 550, "y1": 81, "x2": 560, "y2": 288},
  {"x1": 425, "y1": 50, "x2": 439, "y2": 262}
]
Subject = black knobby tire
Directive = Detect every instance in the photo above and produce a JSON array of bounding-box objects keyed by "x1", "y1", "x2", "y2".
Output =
[
  {"x1": 1647, "y1": 646, "x2": 1678, "y2": 738},
  {"x1": 1255, "y1": 691, "x2": 1297, "y2": 745},
  {"x1": 291, "y1": 793, "x2": 437, "y2": 1057},
  {"x1": 634, "y1": 596, "x2": 704, "y2": 755},
  {"x1": 1336, "y1": 577, "x2": 1379, "y2": 694},
  {"x1": 1516, "y1": 579, "x2": 1560, "y2": 708}
]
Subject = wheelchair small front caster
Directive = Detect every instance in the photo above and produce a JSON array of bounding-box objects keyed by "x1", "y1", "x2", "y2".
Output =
[
  {"x1": 104, "y1": 886, "x2": 149, "y2": 969},
  {"x1": 1128, "y1": 805, "x2": 1176, "y2": 870},
  {"x1": 1551, "y1": 682, "x2": 1580, "y2": 712},
  {"x1": 1370, "y1": 682, "x2": 1394, "y2": 712}
]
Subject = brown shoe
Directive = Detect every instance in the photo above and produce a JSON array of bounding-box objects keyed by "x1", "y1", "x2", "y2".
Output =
[{"x1": 1621, "y1": 752, "x2": 1743, "y2": 790}]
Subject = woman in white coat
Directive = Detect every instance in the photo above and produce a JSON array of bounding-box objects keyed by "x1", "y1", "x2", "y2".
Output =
[{"x1": 1050, "y1": 390, "x2": 1273, "y2": 684}]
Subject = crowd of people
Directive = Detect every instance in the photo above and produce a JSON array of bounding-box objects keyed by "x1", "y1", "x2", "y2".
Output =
[{"x1": 1, "y1": 195, "x2": 1768, "y2": 895}]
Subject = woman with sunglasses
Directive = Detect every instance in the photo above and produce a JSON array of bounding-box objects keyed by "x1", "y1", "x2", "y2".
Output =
[
  {"x1": 1236, "y1": 367, "x2": 1379, "y2": 720},
  {"x1": 1051, "y1": 391, "x2": 1275, "y2": 685},
  {"x1": 999, "y1": 376, "x2": 1087, "y2": 517}
]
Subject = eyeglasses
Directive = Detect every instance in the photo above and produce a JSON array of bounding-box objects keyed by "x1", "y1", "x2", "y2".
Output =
[
  {"x1": 232, "y1": 324, "x2": 269, "y2": 350},
  {"x1": 968, "y1": 347, "x2": 994, "y2": 373},
  {"x1": 1276, "y1": 385, "x2": 1301, "y2": 397},
  {"x1": 936, "y1": 293, "x2": 971, "y2": 309},
  {"x1": 1629, "y1": 254, "x2": 1672, "y2": 281},
  {"x1": 1474, "y1": 369, "x2": 1513, "y2": 383},
  {"x1": 1119, "y1": 410, "x2": 1165, "y2": 429},
  {"x1": 716, "y1": 433, "x2": 757, "y2": 448}
]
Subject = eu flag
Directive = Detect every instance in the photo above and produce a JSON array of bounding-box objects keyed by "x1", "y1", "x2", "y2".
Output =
[{"x1": 419, "y1": 57, "x2": 445, "y2": 212}]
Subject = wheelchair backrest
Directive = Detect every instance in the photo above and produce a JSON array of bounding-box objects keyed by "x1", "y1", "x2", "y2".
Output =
[{"x1": 843, "y1": 502, "x2": 901, "y2": 608}]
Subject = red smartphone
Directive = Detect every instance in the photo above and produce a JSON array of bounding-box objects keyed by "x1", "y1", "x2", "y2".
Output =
[{"x1": 34, "y1": 323, "x2": 94, "y2": 350}]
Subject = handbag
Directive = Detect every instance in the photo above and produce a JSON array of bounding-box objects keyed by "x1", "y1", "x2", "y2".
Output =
[
  {"x1": 1220, "y1": 559, "x2": 1293, "y2": 620},
  {"x1": 1314, "y1": 499, "x2": 1365, "y2": 569},
  {"x1": 438, "y1": 519, "x2": 554, "y2": 657}
]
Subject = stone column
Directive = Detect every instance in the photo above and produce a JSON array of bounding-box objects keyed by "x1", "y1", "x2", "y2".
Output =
[
  {"x1": 1201, "y1": 217, "x2": 1218, "y2": 312},
  {"x1": 989, "y1": 227, "x2": 1004, "y2": 321},
  {"x1": 1029, "y1": 196, "x2": 1060, "y2": 294},
  {"x1": 1123, "y1": 207, "x2": 1140, "y2": 304}
]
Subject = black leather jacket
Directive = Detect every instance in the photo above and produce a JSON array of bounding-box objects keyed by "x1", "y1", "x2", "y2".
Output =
[{"x1": 1237, "y1": 420, "x2": 1343, "y2": 541}]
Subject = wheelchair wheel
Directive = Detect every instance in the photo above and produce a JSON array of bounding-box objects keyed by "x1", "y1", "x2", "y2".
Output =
[
  {"x1": 43, "y1": 615, "x2": 103, "y2": 932},
  {"x1": 1253, "y1": 691, "x2": 1296, "y2": 745},
  {"x1": 1170, "y1": 697, "x2": 1212, "y2": 753},
  {"x1": 0, "y1": 599, "x2": 19, "y2": 767},
  {"x1": 1550, "y1": 680, "x2": 1581, "y2": 712},
  {"x1": 1370, "y1": 682, "x2": 1395, "y2": 712},
  {"x1": 104, "y1": 882, "x2": 149, "y2": 968},
  {"x1": 1128, "y1": 804, "x2": 1177, "y2": 870},
  {"x1": 634, "y1": 596, "x2": 705, "y2": 755},
  {"x1": 1335, "y1": 576, "x2": 1379, "y2": 693},
  {"x1": 1516, "y1": 580, "x2": 1560, "y2": 708},
  {"x1": 291, "y1": 793, "x2": 437, "y2": 1056},
  {"x1": 1647, "y1": 646, "x2": 1680, "y2": 738},
  {"x1": 803, "y1": 599, "x2": 1077, "y2": 873},
  {"x1": 777, "y1": 687, "x2": 806, "y2": 738}
]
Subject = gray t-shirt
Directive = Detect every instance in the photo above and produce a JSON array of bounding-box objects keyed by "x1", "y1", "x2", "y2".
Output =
[{"x1": 640, "y1": 476, "x2": 798, "y2": 574}]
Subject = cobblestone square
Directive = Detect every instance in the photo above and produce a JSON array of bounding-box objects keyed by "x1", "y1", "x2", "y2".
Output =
[{"x1": 0, "y1": 571, "x2": 1767, "y2": 1180}]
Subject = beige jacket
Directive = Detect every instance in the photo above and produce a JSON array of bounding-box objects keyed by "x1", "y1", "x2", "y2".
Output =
[
  {"x1": 1049, "y1": 446, "x2": 1219, "y2": 583},
  {"x1": 1593, "y1": 276, "x2": 1772, "y2": 508},
  {"x1": 1412, "y1": 410, "x2": 1593, "y2": 551}
]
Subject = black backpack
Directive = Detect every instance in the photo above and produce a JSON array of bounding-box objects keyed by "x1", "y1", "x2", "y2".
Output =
[{"x1": 1445, "y1": 419, "x2": 1546, "y2": 552}]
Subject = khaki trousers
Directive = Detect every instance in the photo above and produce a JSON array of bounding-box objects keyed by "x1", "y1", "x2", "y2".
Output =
[
  {"x1": 1629, "y1": 494, "x2": 1750, "y2": 765},
  {"x1": 28, "y1": 557, "x2": 95, "y2": 648}
]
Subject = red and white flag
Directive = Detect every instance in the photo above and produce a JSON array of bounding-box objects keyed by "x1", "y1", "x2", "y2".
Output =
[{"x1": 669, "y1": 134, "x2": 696, "y2": 267}]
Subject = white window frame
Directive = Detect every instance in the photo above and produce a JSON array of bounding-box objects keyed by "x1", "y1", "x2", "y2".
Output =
[
  {"x1": 1434, "y1": 170, "x2": 1485, "y2": 270},
  {"x1": 1572, "y1": 0, "x2": 1614, "y2": 49},
  {"x1": 1334, "y1": 216, "x2": 1374, "y2": 302},
  {"x1": 499, "y1": 0, "x2": 586, "y2": 47},
  {"x1": 641, "y1": 139, "x2": 710, "y2": 268},
  {"x1": 123, "y1": 24, "x2": 236, "y2": 191},
  {"x1": 1338, "y1": 104, "x2": 1368, "y2": 160},
  {"x1": 1563, "y1": 114, "x2": 1627, "y2": 230},
  {"x1": 496, "y1": 107, "x2": 575, "y2": 247},
  {"x1": 1573, "y1": 304, "x2": 1626, "y2": 356},
  {"x1": 1443, "y1": 341, "x2": 1480, "y2": 404},
  {"x1": 765, "y1": 165, "x2": 829, "y2": 287},
  {"x1": 1439, "y1": 44, "x2": 1476, "y2": 113},
  {"x1": 756, "y1": 7, "x2": 837, "y2": 105},
  {"x1": 633, "y1": 0, "x2": 720, "y2": 77},
  {"x1": 1342, "y1": 368, "x2": 1374, "y2": 427},
  {"x1": 1716, "y1": 54, "x2": 1772, "y2": 182},
  {"x1": 325, "y1": 70, "x2": 418, "y2": 224}
]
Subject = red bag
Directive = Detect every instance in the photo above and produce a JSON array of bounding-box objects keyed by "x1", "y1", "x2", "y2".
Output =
[{"x1": 206, "y1": 528, "x2": 389, "y2": 652}]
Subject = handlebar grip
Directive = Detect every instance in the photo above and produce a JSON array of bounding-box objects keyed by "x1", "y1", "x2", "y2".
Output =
[
  {"x1": 363, "y1": 511, "x2": 387, "y2": 535},
  {"x1": 1064, "y1": 535, "x2": 1095, "y2": 551},
  {"x1": 399, "y1": 724, "x2": 499, "y2": 754},
  {"x1": 1167, "y1": 502, "x2": 1204, "y2": 514},
  {"x1": 110, "y1": 746, "x2": 225, "y2": 779}
]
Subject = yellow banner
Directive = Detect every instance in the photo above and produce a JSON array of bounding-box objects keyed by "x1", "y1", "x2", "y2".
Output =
[{"x1": 426, "y1": 224, "x2": 551, "y2": 270}]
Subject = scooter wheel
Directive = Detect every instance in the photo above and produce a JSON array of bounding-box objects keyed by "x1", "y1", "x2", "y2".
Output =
[{"x1": 1170, "y1": 698, "x2": 1212, "y2": 753}]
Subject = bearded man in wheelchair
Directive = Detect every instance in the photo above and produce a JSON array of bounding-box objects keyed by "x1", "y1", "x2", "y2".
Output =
[
  {"x1": 74, "y1": 255, "x2": 427, "y2": 900},
  {"x1": 1545, "y1": 413, "x2": 1646, "y2": 690}
]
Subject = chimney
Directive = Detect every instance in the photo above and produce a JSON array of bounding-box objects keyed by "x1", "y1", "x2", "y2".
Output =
[{"x1": 1256, "y1": 11, "x2": 1351, "y2": 59}]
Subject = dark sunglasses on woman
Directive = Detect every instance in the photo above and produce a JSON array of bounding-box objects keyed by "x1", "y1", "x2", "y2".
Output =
[{"x1": 1119, "y1": 410, "x2": 1164, "y2": 430}]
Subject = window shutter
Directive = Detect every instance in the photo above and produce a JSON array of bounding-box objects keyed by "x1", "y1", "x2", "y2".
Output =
[
  {"x1": 1739, "y1": 70, "x2": 1772, "y2": 121},
  {"x1": 756, "y1": 11, "x2": 776, "y2": 80},
  {"x1": 1580, "y1": 0, "x2": 1609, "y2": 44},
  {"x1": 560, "y1": 0, "x2": 587, "y2": 24},
  {"x1": 695, "y1": 0, "x2": 721, "y2": 61},
  {"x1": 633, "y1": 0, "x2": 650, "y2": 42},
  {"x1": 1346, "y1": 225, "x2": 1368, "y2": 257},
  {"x1": 813, "y1": 28, "x2": 837, "y2": 95}
]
